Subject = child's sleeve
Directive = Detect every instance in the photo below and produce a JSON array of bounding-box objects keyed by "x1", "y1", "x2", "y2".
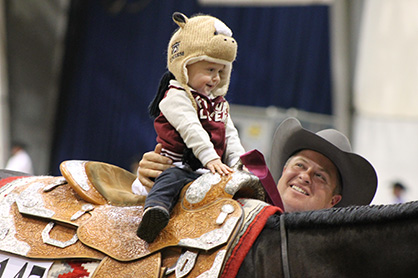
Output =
[{"x1": 224, "y1": 115, "x2": 246, "y2": 166}]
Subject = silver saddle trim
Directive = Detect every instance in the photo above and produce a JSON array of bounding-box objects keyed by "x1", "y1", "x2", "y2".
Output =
[
  {"x1": 42, "y1": 222, "x2": 78, "y2": 248},
  {"x1": 178, "y1": 216, "x2": 239, "y2": 251}
]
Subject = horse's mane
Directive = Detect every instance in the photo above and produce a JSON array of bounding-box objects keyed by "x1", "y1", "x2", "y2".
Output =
[{"x1": 267, "y1": 201, "x2": 418, "y2": 229}]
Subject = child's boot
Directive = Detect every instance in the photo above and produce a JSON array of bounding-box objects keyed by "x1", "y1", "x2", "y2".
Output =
[{"x1": 137, "y1": 206, "x2": 170, "y2": 243}]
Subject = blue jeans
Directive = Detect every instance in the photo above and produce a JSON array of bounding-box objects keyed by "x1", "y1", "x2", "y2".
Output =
[{"x1": 144, "y1": 167, "x2": 200, "y2": 212}]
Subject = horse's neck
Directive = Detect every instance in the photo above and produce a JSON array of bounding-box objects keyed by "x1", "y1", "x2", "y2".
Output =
[
  {"x1": 238, "y1": 208, "x2": 418, "y2": 278},
  {"x1": 281, "y1": 201, "x2": 418, "y2": 229}
]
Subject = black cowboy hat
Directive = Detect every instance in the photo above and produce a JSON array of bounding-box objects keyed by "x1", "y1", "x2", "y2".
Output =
[{"x1": 270, "y1": 117, "x2": 377, "y2": 207}]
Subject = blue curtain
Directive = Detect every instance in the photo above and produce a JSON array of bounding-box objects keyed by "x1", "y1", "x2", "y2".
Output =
[{"x1": 50, "y1": 0, "x2": 331, "y2": 175}]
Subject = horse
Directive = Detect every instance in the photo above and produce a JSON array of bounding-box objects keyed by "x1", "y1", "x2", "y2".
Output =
[
  {"x1": 236, "y1": 201, "x2": 418, "y2": 278},
  {"x1": 1, "y1": 163, "x2": 418, "y2": 278}
]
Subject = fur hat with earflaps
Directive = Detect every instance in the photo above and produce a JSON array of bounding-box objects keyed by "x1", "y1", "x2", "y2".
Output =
[
  {"x1": 167, "y1": 12, "x2": 237, "y2": 107},
  {"x1": 270, "y1": 117, "x2": 378, "y2": 207}
]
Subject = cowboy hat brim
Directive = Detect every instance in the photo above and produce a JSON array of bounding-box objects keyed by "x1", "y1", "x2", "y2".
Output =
[{"x1": 270, "y1": 117, "x2": 377, "y2": 207}]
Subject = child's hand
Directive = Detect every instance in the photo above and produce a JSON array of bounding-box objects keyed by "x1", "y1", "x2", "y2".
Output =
[{"x1": 206, "y1": 159, "x2": 234, "y2": 175}]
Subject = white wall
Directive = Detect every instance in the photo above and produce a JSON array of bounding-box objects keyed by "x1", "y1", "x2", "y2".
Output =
[{"x1": 353, "y1": 0, "x2": 418, "y2": 204}]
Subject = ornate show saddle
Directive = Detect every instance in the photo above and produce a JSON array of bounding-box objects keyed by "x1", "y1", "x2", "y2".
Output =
[{"x1": 0, "y1": 160, "x2": 276, "y2": 277}]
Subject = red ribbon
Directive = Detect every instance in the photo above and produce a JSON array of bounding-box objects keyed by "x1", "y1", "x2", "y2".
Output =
[{"x1": 240, "y1": 149, "x2": 284, "y2": 211}]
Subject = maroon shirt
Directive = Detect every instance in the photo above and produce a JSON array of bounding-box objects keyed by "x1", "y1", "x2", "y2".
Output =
[{"x1": 154, "y1": 85, "x2": 228, "y2": 161}]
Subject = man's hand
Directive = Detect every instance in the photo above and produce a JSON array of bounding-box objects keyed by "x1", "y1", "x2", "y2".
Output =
[
  {"x1": 206, "y1": 158, "x2": 234, "y2": 175},
  {"x1": 137, "y1": 144, "x2": 173, "y2": 190}
]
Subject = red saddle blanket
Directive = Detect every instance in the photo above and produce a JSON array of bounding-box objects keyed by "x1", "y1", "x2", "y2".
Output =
[{"x1": 221, "y1": 198, "x2": 283, "y2": 277}]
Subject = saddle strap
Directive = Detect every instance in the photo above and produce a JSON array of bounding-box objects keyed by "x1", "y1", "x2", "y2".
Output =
[{"x1": 280, "y1": 214, "x2": 291, "y2": 278}]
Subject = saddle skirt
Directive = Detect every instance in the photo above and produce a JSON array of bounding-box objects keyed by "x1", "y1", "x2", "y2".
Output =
[{"x1": 0, "y1": 160, "x2": 269, "y2": 277}]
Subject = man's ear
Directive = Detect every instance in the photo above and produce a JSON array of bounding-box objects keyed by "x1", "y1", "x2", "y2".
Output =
[{"x1": 331, "y1": 194, "x2": 342, "y2": 206}]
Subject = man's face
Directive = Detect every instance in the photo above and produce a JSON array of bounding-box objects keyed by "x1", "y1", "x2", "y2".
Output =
[{"x1": 277, "y1": 150, "x2": 342, "y2": 212}]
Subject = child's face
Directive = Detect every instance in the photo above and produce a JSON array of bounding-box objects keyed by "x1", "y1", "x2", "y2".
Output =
[{"x1": 187, "y1": 61, "x2": 225, "y2": 95}]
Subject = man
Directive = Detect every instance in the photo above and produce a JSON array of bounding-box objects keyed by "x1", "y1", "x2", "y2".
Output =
[
  {"x1": 136, "y1": 117, "x2": 378, "y2": 211},
  {"x1": 391, "y1": 181, "x2": 407, "y2": 204},
  {"x1": 5, "y1": 142, "x2": 34, "y2": 175}
]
